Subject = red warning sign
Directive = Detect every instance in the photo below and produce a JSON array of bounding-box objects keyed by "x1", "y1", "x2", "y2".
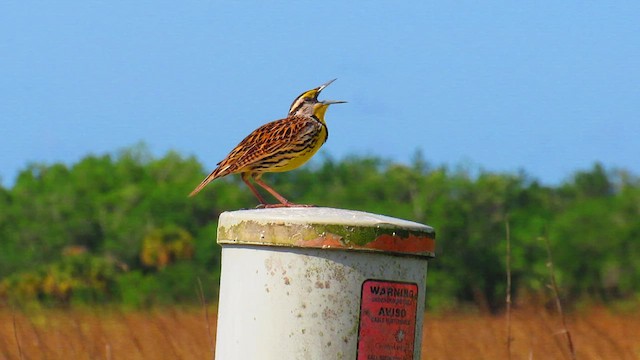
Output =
[{"x1": 357, "y1": 280, "x2": 419, "y2": 360}]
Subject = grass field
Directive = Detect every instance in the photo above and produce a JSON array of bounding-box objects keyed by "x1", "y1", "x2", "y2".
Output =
[{"x1": 2, "y1": 306, "x2": 639, "y2": 359}]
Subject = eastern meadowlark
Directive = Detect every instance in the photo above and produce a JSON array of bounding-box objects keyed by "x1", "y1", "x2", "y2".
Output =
[{"x1": 189, "y1": 79, "x2": 345, "y2": 207}]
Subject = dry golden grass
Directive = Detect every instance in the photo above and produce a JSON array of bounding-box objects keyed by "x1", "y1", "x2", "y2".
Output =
[
  {"x1": 1, "y1": 307, "x2": 216, "y2": 360},
  {"x1": 1, "y1": 306, "x2": 639, "y2": 359},
  {"x1": 424, "y1": 307, "x2": 640, "y2": 360}
]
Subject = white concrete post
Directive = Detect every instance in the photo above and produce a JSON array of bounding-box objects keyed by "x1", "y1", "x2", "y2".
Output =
[{"x1": 214, "y1": 207, "x2": 435, "y2": 360}]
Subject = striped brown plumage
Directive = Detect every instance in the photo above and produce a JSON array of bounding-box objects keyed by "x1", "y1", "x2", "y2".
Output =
[{"x1": 189, "y1": 79, "x2": 344, "y2": 207}]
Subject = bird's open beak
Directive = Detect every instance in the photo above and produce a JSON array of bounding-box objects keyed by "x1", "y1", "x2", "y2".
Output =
[
  {"x1": 321, "y1": 100, "x2": 347, "y2": 105},
  {"x1": 317, "y1": 78, "x2": 337, "y2": 91},
  {"x1": 313, "y1": 78, "x2": 338, "y2": 99}
]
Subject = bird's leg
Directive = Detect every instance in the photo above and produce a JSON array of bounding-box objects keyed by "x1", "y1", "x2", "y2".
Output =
[
  {"x1": 241, "y1": 172, "x2": 268, "y2": 206},
  {"x1": 253, "y1": 176, "x2": 291, "y2": 206},
  {"x1": 253, "y1": 175, "x2": 314, "y2": 208}
]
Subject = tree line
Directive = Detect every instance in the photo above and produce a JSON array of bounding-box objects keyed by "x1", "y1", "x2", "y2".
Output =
[{"x1": 1, "y1": 144, "x2": 638, "y2": 311}]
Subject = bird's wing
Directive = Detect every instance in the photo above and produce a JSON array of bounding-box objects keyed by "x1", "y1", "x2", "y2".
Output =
[
  {"x1": 189, "y1": 116, "x2": 321, "y2": 198},
  {"x1": 216, "y1": 116, "x2": 321, "y2": 176}
]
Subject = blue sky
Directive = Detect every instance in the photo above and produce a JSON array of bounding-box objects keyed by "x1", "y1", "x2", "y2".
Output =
[{"x1": 1, "y1": 1, "x2": 639, "y2": 187}]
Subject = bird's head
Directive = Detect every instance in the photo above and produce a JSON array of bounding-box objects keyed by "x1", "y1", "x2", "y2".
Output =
[{"x1": 288, "y1": 79, "x2": 346, "y2": 118}]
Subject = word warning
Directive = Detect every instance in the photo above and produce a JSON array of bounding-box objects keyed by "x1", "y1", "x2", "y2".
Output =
[{"x1": 357, "y1": 279, "x2": 419, "y2": 360}]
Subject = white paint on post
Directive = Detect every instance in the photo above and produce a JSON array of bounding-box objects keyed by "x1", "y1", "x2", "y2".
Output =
[
  {"x1": 218, "y1": 207, "x2": 432, "y2": 231},
  {"x1": 214, "y1": 207, "x2": 435, "y2": 360}
]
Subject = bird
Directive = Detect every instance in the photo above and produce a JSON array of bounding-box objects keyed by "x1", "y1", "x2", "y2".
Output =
[{"x1": 189, "y1": 79, "x2": 345, "y2": 207}]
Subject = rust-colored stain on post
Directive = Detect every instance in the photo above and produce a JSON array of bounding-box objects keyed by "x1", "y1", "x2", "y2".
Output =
[{"x1": 217, "y1": 207, "x2": 436, "y2": 258}]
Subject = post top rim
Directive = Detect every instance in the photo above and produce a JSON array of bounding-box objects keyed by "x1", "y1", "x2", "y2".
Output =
[
  {"x1": 219, "y1": 207, "x2": 434, "y2": 233},
  {"x1": 217, "y1": 207, "x2": 436, "y2": 257}
]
